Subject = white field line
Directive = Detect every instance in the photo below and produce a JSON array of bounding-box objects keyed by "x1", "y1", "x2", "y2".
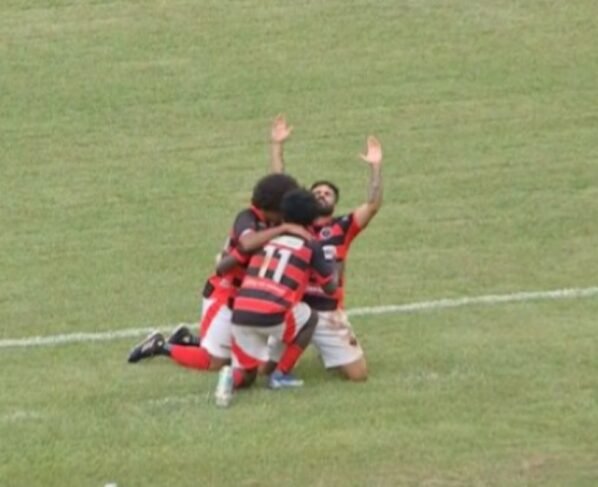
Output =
[
  {"x1": 0, "y1": 410, "x2": 45, "y2": 423},
  {"x1": 1, "y1": 286, "x2": 597, "y2": 350},
  {"x1": 347, "y1": 286, "x2": 598, "y2": 316},
  {"x1": 144, "y1": 393, "x2": 208, "y2": 408}
]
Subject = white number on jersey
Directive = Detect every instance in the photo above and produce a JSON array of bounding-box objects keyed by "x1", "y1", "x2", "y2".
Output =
[{"x1": 258, "y1": 245, "x2": 293, "y2": 283}]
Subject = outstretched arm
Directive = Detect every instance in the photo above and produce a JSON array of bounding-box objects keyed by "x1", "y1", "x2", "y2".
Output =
[
  {"x1": 238, "y1": 223, "x2": 312, "y2": 254},
  {"x1": 353, "y1": 136, "x2": 383, "y2": 230},
  {"x1": 269, "y1": 114, "x2": 293, "y2": 174}
]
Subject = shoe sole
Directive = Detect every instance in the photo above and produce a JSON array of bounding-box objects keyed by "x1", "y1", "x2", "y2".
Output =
[{"x1": 269, "y1": 381, "x2": 304, "y2": 390}]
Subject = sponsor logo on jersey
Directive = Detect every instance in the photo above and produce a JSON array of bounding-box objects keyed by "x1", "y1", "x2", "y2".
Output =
[
  {"x1": 319, "y1": 227, "x2": 332, "y2": 239},
  {"x1": 323, "y1": 245, "x2": 337, "y2": 261}
]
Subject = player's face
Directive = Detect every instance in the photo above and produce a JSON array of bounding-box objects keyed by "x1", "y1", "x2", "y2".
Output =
[
  {"x1": 264, "y1": 210, "x2": 283, "y2": 225},
  {"x1": 311, "y1": 184, "x2": 336, "y2": 216}
]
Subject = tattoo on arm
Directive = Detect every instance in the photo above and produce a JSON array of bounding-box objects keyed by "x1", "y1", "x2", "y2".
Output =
[
  {"x1": 270, "y1": 142, "x2": 284, "y2": 174},
  {"x1": 367, "y1": 164, "x2": 383, "y2": 205}
]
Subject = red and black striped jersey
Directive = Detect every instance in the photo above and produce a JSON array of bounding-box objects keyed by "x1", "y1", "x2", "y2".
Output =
[
  {"x1": 202, "y1": 206, "x2": 270, "y2": 303},
  {"x1": 232, "y1": 234, "x2": 334, "y2": 326},
  {"x1": 303, "y1": 212, "x2": 362, "y2": 311}
]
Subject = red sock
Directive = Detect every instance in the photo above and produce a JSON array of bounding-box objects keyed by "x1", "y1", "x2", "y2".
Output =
[
  {"x1": 169, "y1": 345, "x2": 211, "y2": 370},
  {"x1": 233, "y1": 368, "x2": 245, "y2": 388},
  {"x1": 277, "y1": 344, "x2": 304, "y2": 374}
]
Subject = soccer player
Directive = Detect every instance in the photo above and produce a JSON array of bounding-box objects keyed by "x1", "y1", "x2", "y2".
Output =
[
  {"x1": 217, "y1": 188, "x2": 337, "y2": 389},
  {"x1": 127, "y1": 173, "x2": 310, "y2": 371},
  {"x1": 269, "y1": 115, "x2": 383, "y2": 381}
]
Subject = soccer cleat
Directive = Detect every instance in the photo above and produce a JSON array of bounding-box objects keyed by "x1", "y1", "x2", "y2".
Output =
[
  {"x1": 268, "y1": 371, "x2": 304, "y2": 389},
  {"x1": 167, "y1": 324, "x2": 197, "y2": 346},
  {"x1": 127, "y1": 332, "x2": 166, "y2": 363}
]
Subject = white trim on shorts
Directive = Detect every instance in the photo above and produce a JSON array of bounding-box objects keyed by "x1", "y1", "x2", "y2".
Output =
[
  {"x1": 199, "y1": 297, "x2": 233, "y2": 359},
  {"x1": 310, "y1": 310, "x2": 364, "y2": 368}
]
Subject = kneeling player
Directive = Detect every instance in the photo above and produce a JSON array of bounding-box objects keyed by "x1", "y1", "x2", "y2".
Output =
[
  {"x1": 217, "y1": 189, "x2": 337, "y2": 390},
  {"x1": 126, "y1": 173, "x2": 305, "y2": 370},
  {"x1": 270, "y1": 115, "x2": 384, "y2": 381}
]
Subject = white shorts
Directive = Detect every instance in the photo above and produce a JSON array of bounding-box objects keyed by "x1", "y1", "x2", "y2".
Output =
[
  {"x1": 267, "y1": 309, "x2": 364, "y2": 368},
  {"x1": 199, "y1": 297, "x2": 233, "y2": 359},
  {"x1": 311, "y1": 310, "x2": 364, "y2": 368},
  {"x1": 232, "y1": 302, "x2": 312, "y2": 369}
]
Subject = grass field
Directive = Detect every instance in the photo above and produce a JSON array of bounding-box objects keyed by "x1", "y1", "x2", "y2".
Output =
[{"x1": 1, "y1": 1, "x2": 598, "y2": 486}]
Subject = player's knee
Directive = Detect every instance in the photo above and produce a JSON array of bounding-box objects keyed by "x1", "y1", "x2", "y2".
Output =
[
  {"x1": 259, "y1": 361, "x2": 276, "y2": 376},
  {"x1": 348, "y1": 371, "x2": 368, "y2": 382},
  {"x1": 340, "y1": 359, "x2": 368, "y2": 382},
  {"x1": 208, "y1": 356, "x2": 231, "y2": 371},
  {"x1": 344, "y1": 369, "x2": 368, "y2": 382},
  {"x1": 242, "y1": 369, "x2": 258, "y2": 387}
]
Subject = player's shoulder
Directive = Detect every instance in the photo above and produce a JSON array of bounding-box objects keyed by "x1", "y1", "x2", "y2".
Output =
[
  {"x1": 314, "y1": 214, "x2": 352, "y2": 229},
  {"x1": 336, "y1": 213, "x2": 354, "y2": 224},
  {"x1": 234, "y1": 206, "x2": 267, "y2": 226},
  {"x1": 304, "y1": 237, "x2": 326, "y2": 254},
  {"x1": 234, "y1": 206, "x2": 256, "y2": 220},
  {"x1": 330, "y1": 213, "x2": 355, "y2": 231},
  {"x1": 272, "y1": 233, "x2": 310, "y2": 249}
]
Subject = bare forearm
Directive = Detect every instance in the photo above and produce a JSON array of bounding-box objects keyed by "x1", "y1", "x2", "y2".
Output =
[
  {"x1": 353, "y1": 135, "x2": 383, "y2": 228},
  {"x1": 353, "y1": 164, "x2": 383, "y2": 228},
  {"x1": 367, "y1": 164, "x2": 383, "y2": 208},
  {"x1": 270, "y1": 142, "x2": 285, "y2": 174},
  {"x1": 238, "y1": 226, "x2": 284, "y2": 253}
]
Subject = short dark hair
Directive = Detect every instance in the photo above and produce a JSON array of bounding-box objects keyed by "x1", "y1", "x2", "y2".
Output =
[
  {"x1": 251, "y1": 174, "x2": 299, "y2": 211},
  {"x1": 310, "y1": 180, "x2": 340, "y2": 203},
  {"x1": 280, "y1": 188, "x2": 320, "y2": 226}
]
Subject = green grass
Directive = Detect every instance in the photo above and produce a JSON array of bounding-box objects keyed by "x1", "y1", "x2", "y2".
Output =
[{"x1": 1, "y1": 0, "x2": 597, "y2": 485}]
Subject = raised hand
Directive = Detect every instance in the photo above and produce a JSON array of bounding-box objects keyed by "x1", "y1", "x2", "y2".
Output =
[
  {"x1": 359, "y1": 136, "x2": 382, "y2": 166},
  {"x1": 271, "y1": 114, "x2": 293, "y2": 143},
  {"x1": 353, "y1": 135, "x2": 384, "y2": 229}
]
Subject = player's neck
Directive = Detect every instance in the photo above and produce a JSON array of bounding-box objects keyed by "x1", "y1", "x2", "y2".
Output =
[{"x1": 314, "y1": 215, "x2": 333, "y2": 226}]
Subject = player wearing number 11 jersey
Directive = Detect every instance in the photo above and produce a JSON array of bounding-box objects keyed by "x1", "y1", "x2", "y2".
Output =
[
  {"x1": 217, "y1": 188, "x2": 337, "y2": 390},
  {"x1": 127, "y1": 173, "x2": 305, "y2": 370}
]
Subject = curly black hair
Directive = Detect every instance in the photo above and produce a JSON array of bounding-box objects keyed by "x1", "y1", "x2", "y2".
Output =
[
  {"x1": 280, "y1": 188, "x2": 320, "y2": 226},
  {"x1": 251, "y1": 174, "x2": 299, "y2": 211}
]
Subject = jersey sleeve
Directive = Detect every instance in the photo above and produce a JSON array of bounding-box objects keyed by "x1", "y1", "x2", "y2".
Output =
[
  {"x1": 342, "y1": 212, "x2": 362, "y2": 245},
  {"x1": 232, "y1": 210, "x2": 259, "y2": 239},
  {"x1": 229, "y1": 210, "x2": 259, "y2": 264},
  {"x1": 309, "y1": 241, "x2": 335, "y2": 285}
]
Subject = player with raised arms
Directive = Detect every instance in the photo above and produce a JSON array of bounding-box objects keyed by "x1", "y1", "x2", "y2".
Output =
[{"x1": 268, "y1": 115, "x2": 383, "y2": 381}]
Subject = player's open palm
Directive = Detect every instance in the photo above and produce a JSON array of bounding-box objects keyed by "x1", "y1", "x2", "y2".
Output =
[
  {"x1": 271, "y1": 114, "x2": 293, "y2": 143},
  {"x1": 359, "y1": 136, "x2": 382, "y2": 166}
]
